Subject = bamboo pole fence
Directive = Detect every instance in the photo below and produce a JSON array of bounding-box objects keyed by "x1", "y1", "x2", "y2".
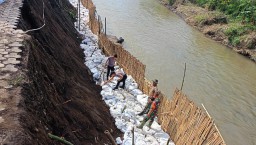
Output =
[{"x1": 80, "y1": 0, "x2": 226, "y2": 144}]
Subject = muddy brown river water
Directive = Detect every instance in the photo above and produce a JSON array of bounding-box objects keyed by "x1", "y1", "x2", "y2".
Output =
[{"x1": 92, "y1": 0, "x2": 256, "y2": 144}]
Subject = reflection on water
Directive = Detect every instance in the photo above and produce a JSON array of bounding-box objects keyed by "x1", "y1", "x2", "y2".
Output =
[{"x1": 92, "y1": 0, "x2": 256, "y2": 144}]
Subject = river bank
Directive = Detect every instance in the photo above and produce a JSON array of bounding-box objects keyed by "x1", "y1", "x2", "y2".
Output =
[
  {"x1": 158, "y1": 0, "x2": 256, "y2": 62},
  {"x1": 13, "y1": 0, "x2": 122, "y2": 144}
]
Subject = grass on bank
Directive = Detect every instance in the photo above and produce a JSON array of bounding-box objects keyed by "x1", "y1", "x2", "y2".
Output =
[
  {"x1": 166, "y1": 0, "x2": 256, "y2": 48},
  {"x1": 193, "y1": 0, "x2": 256, "y2": 47}
]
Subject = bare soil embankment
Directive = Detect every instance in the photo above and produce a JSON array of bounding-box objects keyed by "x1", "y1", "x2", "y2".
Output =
[
  {"x1": 159, "y1": 0, "x2": 256, "y2": 62},
  {"x1": 10, "y1": 0, "x2": 122, "y2": 144}
]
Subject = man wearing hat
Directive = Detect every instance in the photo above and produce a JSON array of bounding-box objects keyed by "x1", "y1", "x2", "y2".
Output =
[
  {"x1": 138, "y1": 79, "x2": 158, "y2": 116},
  {"x1": 138, "y1": 91, "x2": 161, "y2": 129}
]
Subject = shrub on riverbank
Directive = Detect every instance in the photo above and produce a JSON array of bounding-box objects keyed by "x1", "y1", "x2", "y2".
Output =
[
  {"x1": 224, "y1": 23, "x2": 256, "y2": 47},
  {"x1": 163, "y1": 0, "x2": 256, "y2": 50},
  {"x1": 194, "y1": 0, "x2": 256, "y2": 25},
  {"x1": 191, "y1": 0, "x2": 256, "y2": 48},
  {"x1": 159, "y1": 0, "x2": 256, "y2": 61}
]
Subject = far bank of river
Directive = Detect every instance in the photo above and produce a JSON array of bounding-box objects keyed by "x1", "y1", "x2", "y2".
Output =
[{"x1": 158, "y1": 0, "x2": 256, "y2": 62}]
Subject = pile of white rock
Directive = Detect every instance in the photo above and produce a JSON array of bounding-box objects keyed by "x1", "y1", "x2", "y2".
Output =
[{"x1": 68, "y1": 0, "x2": 174, "y2": 144}]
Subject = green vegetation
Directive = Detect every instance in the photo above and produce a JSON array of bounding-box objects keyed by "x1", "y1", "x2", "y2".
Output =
[
  {"x1": 168, "y1": 0, "x2": 175, "y2": 5},
  {"x1": 192, "y1": 0, "x2": 256, "y2": 25},
  {"x1": 194, "y1": 11, "x2": 225, "y2": 25},
  {"x1": 224, "y1": 23, "x2": 256, "y2": 46},
  {"x1": 68, "y1": 10, "x2": 77, "y2": 22},
  {"x1": 194, "y1": 13, "x2": 209, "y2": 24},
  {"x1": 192, "y1": 0, "x2": 256, "y2": 47},
  {"x1": 194, "y1": 0, "x2": 256, "y2": 25},
  {"x1": 165, "y1": 0, "x2": 256, "y2": 48},
  {"x1": 9, "y1": 74, "x2": 24, "y2": 86},
  {"x1": 64, "y1": 7, "x2": 77, "y2": 22}
]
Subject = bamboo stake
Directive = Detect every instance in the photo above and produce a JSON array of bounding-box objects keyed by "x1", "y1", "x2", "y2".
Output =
[
  {"x1": 180, "y1": 63, "x2": 186, "y2": 91},
  {"x1": 78, "y1": 0, "x2": 81, "y2": 31},
  {"x1": 132, "y1": 127, "x2": 135, "y2": 145},
  {"x1": 48, "y1": 133, "x2": 73, "y2": 145},
  {"x1": 166, "y1": 138, "x2": 171, "y2": 145},
  {"x1": 104, "y1": 130, "x2": 117, "y2": 145},
  {"x1": 105, "y1": 17, "x2": 106, "y2": 35}
]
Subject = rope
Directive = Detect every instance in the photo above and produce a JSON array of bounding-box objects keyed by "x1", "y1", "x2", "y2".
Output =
[{"x1": 25, "y1": 0, "x2": 45, "y2": 33}]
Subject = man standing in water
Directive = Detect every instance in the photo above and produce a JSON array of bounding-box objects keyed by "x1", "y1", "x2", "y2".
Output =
[
  {"x1": 105, "y1": 54, "x2": 117, "y2": 80},
  {"x1": 138, "y1": 79, "x2": 158, "y2": 116}
]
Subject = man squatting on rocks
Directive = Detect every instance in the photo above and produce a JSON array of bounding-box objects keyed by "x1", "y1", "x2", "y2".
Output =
[
  {"x1": 138, "y1": 91, "x2": 161, "y2": 129},
  {"x1": 105, "y1": 54, "x2": 117, "y2": 79},
  {"x1": 138, "y1": 79, "x2": 158, "y2": 116},
  {"x1": 103, "y1": 69, "x2": 127, "y2": 90}
]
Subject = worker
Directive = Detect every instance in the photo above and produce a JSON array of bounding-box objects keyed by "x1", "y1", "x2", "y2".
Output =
[
  {"x1": 102, "y1": 69, "x2": 127, "y2": 90},
  {"x1": 138, "y1": 91, "x2": 161, "y2": 129},
  {"x1": 117, "y1": 37, "x2": 124, "y2": 44},
  {"x1": 105, "y1": 54, "x2": 117, "y2": 79},
  {"x1": 138, "y1": 79, "x2": 158, "y2": 116}
]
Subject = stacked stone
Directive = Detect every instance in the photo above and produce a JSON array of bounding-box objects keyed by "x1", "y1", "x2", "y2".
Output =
[{"x1": 0, "y1": 0, "x2": 24, "y2": 124}]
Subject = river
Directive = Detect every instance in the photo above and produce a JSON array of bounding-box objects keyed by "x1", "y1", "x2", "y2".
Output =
[
  {"x1": 0, "y1": 0, "x2": 5, "y2": 4},
  {"x1": 91, "y1": 0, "x2": 256, "y2": 144}
]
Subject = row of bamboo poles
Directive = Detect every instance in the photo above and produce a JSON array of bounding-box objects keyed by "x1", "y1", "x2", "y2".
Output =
[{"x1": 81, "y1": 0, "x2": 226, "y2": 144}]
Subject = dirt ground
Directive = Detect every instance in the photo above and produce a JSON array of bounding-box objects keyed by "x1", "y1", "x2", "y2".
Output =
[{"x1": 2, "y1": 0, "x2": 122, "y2": 144}]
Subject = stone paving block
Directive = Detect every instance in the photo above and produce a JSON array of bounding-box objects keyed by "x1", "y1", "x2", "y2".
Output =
[
  {"x1": 0, "y1": 74, "x2": 10, "y2": 80},
  {"x1": 15, "y1": 34, "x2": 23, "y2": 38},
  {"x1": 4, "y1": 24, "x2": 15, "y2": 28},
  {"x1": 0, "y1": 89, "x2": 9, "y2": 99},
  {"x1": 8, "y1": 20, "x2": 18, "y2": 23},
  {"x1": 0, "y1": 105, "x2": 6, "y2": 112},
  {"x1": 9, "y1": 17, "x2": 19, "y2": 20},
  {"x1": 11, "y1": 47, "x2": 22, "y2": 53},
  {"x1": 8, "y1": 42, "x2": 22, "y2": 47},
  {"x1": 4, "y1": 28, "x2": 14, "y2": 32},
  {"x1": 0, "y1": 101, "x2": 6, "y2": 110},
  {"x1": 5, "y1": 58, "x2": 20, "y2": 64},
  {"x1": 2, "y1": 64, "x2": 18, "y2": 72},
  {"x1": 13, "y1": 29, "x2": 24, "y2": 34},
  {"x1": 0, "y1": 18, "x2": 6, "y2": 21},
  {"x1": 2, "y1": 60, "x2": 9, "y2": 65},
  {"x1": 0, "y1": 51, "x2": 8, "y2": 55},
  {"x1": 0, "y1": 54, "x2": 6, "y2": 60},
  {"x1": 0, "y1": 117, "x2": 4, "y2": 123},
  {"x1": 14, "y1": 38, "x2": 23, "y2": 42},
  {"x1": 0, "y1": 63, "x2": 4, "y2": 68},
  {"x1": 0, "y1": 80, "x2": 8, "y2": 87},
  {"x1": 4, "y1": 53, "x2": 21, "y2": 58},
  {"x1": 0, "y1": 39, "x2": 8, "y2": 44},
  {"x1": 0, "y1": 26, "x2": 5, "y2": 30}
]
